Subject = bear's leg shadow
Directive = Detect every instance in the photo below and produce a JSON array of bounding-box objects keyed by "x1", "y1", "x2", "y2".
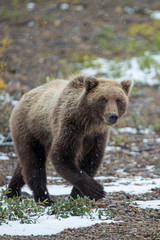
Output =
[
  {"x1": 6, "y1": 163, "x2": 25, "y2": 198},
  {"x1": 71, "y1": 133, "x2": 107, "y2": 199}
]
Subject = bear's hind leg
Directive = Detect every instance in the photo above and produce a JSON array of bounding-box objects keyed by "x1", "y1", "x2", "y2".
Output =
[
  {"x1": 16, "y1": 139, "x2": 54, "y2": 205},
  {"x1": 6, "y1": 163, "x2": 25, "y2": 198}
]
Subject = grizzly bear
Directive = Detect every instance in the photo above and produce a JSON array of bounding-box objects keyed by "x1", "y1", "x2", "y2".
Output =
[{"x1": 6, "y1": 75, "x2": 133, "y2": 205}]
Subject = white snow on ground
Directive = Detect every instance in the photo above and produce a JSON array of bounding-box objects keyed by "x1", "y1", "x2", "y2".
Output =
[
  {"x1": 117, "y1": 127, "x2": 137, "y2": 134},
  {"x1": 116, "y1": 127, "x2": 154, "y2": 135},
  {"x1": 116, "y1": 169, "x2": 128, "y2": 176},
  {"x1": 124, "y1": 7, "x2": 160, "y2": 21},
  {"x1": 0, "y1": 210, "x2": 114, "y2": 235},
  {"x1": 143, "y1": 138, "x2": 160, "y2": 143},
  {"x1": 104, "y1": 176, "x2": 160, "y2": 195},
  {"x1": 27, "y1": 2, "x2": 36, "y2": 10},
  {"x1": 0, "y1": 134, "x2": 5, "y2": 145},
  {"x1": 81, "y1": 54, "x2": 160, "y2": 85},
  {"x1": 0, "y1": 142, "x2": 13, "y2": 146},
  {"x1": 0, "y1": 152, "x2": 9, "y2": 161},
  {"x1": 151, "y1": 10, "x2": 160, "y2": 20},
  {"x1": 0, "y1": 93, "x2": 18, "y2": 106},
  {"x1": 0, "y1": 151, "x2": 16, "y2": 160},
  {"x1": 105, "y1": 146, "x2": 122, "y2": 151},
  {"x1": 134, "y1": 200, "x2": 160, "y2": 209},
  {"x1": 47, "y1": 176, "x2": 63, "y2": 183},
  {"x1": 22, "y1": 184, "x2": 72, "y2": 196},
  {"x1": 59, "y1": 3, "x2": 69, "y2": 10},
  {"x1": 0, "y1": 210, "x2": 114, "y2": 236},
  {"x1": 95, "y1": 176, "x2": 114, "y2": 181},
  {"x1": 105, "y1": 146, "x2": 140, "y2": 156}
]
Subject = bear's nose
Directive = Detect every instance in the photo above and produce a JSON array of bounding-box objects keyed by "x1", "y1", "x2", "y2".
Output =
[{"x1": 108, "y1": 113, "x2": 118, "y2": 125}]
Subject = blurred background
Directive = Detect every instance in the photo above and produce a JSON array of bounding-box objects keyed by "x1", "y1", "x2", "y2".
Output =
[{"x1": 1, "y1": 0, "x2": 160, "y2": 93}]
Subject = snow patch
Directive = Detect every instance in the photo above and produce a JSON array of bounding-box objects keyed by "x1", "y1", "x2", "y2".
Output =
[
  {"x1": 117, "y1": 127, "x2": 154, "y2": 135},
  {"x1": 0, "y1": 210, "x2": 115, "y2": 236},
  {"x1": 106, "y1": 146, "x2": 121, "y2": 152},
  {"x1": 143, "y1": 138, "x2": 160, "y2": 143},
  {"x1": 27, "y1": 2, "x2": 35, "y2": 10},
  {"x1": 47, "y1": 176, "x2": 63, "y2": 183},
  {"x1": 116, "y1": 169, "x2": 128, "y2": 176},
  {"x1": 0, "y1": 93, "x2": 18, "y2": 106},
  {"x1": 28, "y1": 21, "x2": 35, "y2": 27},
  {"x1": 151, "y1": 10, "x2": 160, "y2": 20},
  {"x1": 81, "y1": 54, "x2": 160, "y2": 86},
  {"x1": 60, "y1": 3, "x2": 69, "y2": 10},
  {"x1": 0, "y1": 152, "x2": 9, "y2": 160},
  {"x1": 134, "y1": 200, "x2": 160, "y2": 209},
  {"x1": 104, "y1": 176, "x2": 160, "y2": 194},
  {"x1": 0, "y1": 134, "x2": 5, "y2": 144},
  {"x1": 21, "y1": 184, "x2": 72, "y2": 196}
]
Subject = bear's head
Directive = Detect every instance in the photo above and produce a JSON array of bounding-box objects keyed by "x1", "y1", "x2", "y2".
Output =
[{"x1": 70, "y1": 76, "x2": 133, "y2": 129}]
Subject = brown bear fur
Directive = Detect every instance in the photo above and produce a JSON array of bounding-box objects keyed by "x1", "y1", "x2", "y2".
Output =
[{"x1": 7, "y1": 75, "x2": 133, "y2": 205}]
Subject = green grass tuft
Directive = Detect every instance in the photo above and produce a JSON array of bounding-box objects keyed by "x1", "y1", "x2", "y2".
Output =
[{"x1": 0, "y1": 188, "x2": 116, "y2": 225}]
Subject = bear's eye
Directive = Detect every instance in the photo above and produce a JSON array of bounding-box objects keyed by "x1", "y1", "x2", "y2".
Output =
[
  {"x1": 101, "y1": 97, "x2": 108, "y2": 104},
  {"x1": 117, "y1": 99, "x2": 122, "y2": 107}
]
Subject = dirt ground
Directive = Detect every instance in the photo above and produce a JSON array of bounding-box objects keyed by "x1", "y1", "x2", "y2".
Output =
[{"x1": 0, "y1": 0, "x2": 160, "y2": 239}]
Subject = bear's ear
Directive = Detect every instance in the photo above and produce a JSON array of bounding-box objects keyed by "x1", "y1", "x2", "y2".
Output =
[
  {"x1": 121, "y1": 79, "x2": 133, "y2": 95},
  {"x1": 70, "y1": 75, "x2": 98, "y2": 90},
  {"x1": 84, "y1": 76, "x2": 98, "y2": 91}
]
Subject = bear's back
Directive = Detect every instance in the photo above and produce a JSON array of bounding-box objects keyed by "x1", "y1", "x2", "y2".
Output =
[{"x1": 10, "y1": 79, "x2": 69, "y2": 144}]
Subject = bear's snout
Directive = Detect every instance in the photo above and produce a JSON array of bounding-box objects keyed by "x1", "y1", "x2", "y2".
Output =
[{"x1": 108, "y1": 112, "x2": 118, "y2": 125}]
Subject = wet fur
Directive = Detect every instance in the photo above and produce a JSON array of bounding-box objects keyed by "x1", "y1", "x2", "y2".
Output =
[{"x1": 7, "y1": 75, "x2": 132, "y2": 204}]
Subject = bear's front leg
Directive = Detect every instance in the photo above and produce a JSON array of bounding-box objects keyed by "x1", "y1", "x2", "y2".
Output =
[
  {"x1": 50, "y1": 128, "x2": 105, "y2": 201},
  {"x1": 71, "y1": 132, "x2": 108, "y2": 199}
]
